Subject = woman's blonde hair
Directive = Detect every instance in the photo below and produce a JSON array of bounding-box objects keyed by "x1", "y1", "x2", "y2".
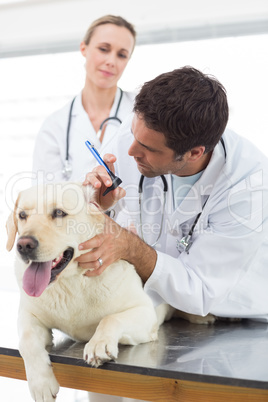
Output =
[{"x1": 83, "y1": 15, "x2": 136, "y2": 49}]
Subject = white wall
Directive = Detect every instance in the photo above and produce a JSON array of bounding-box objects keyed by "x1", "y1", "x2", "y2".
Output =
[{"x1": 0, "y1": 0, "x2": 268, "y2": 56}]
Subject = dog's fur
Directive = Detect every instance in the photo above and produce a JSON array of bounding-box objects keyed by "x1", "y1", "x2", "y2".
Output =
[{"x1": 6, "y1": 182, "x2": 215, "y2": 402}]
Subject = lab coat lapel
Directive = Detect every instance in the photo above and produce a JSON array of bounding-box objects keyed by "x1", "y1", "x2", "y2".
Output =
[
  {"x1": 73, "y1": 93, "x2": 102, "y2": 147},
  {"x1": 73, "y1": 88, "x2": 122, "y2": 150},
  {"x1": 169, "y1": 141, "x2": 226, "y2": 226}
]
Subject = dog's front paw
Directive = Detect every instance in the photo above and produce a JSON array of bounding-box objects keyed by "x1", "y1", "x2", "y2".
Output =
[
  {"x1": 83, "y1": 337, "x2": 118, "y2": 367},
  {"x1": 27, "y1": 366, "x2": 59, "y2": 402}
]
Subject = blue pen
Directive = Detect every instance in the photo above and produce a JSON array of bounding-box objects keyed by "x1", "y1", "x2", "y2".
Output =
[{"x1": 85, "y1": 140, "x2": 122, "y2": 196}]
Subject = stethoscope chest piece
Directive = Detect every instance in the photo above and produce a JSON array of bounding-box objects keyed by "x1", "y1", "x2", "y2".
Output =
[
  {"x1": 62, "y1": 159, "x2": 72, "y2": 179},
  {"x1": 176, "y1": 235, "x2": 193, "y2": 254}
]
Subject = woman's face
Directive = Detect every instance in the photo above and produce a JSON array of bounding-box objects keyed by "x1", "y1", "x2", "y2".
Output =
[{"x1": 80, "y1": 23, "x2": 135, "y2": 89}]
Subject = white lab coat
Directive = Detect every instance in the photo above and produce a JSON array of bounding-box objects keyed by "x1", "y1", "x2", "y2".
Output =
[
  {"x1": 111, "y1": 114, "x2": 268, "y2": 322},
  {"x1": 32, "y1": 88, "x2": 135, "y2": 183}
]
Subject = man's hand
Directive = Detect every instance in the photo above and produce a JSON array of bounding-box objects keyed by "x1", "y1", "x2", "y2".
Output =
[
  {"x1": 76, "y1": 215, "x2": 127, "y2": 275},
  {"x1": 76, "y1": 214, "x2": 157, "y2": 283},
  {"x1": 83, "y1": 153, "x2": 125, "y2": 211}
]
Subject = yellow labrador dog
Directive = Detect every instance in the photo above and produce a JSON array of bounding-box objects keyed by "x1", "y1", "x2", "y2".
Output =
[{"x1": 6, "y1": 182, "x2": 215, "y2": 402}]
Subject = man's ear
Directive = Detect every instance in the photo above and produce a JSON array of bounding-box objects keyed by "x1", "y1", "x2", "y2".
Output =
[
  {"x1": 188, "y1": 146, "x2": 206, "y2": 161},
  {"x1": 6, "y1": 194, "x2": 20, "y2": 251}
]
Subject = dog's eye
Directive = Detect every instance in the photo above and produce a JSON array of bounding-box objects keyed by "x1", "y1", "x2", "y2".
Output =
[
  {"x1": 52, "y1": 209, "x2": 67, "y2": 219},
  {"x1": 18, "y1": 211, "x2": 27, "y2": 220}
]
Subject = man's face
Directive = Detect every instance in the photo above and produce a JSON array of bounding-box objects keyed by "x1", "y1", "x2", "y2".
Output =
[{"x1": 128, "y1": 114, "x2": 191, "y2": 177}]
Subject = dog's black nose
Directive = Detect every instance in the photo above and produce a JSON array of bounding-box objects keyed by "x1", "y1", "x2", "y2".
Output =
[{"x1": 17, "y1": 236, "x2": 39, "y2": 259}]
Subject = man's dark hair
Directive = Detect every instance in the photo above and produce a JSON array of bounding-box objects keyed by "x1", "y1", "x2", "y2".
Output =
[{"x1": 133, "y1": 66, "x2": 229, "y2": 157}]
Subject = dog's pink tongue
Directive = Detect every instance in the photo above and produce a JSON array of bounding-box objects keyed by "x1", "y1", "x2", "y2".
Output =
[{"x1": 23, "y1": 261, "x2": 52, "y2": 297}]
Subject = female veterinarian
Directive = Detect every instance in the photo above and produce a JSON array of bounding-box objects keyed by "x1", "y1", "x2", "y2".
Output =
[
  {"x1": 32, "y1": 15, "x2": 136, "y2": 182},
  {"x1": 79, "y1": 66, "x2": 268, "y2": 323}
]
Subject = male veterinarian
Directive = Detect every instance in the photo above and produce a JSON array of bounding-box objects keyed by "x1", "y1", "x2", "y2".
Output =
[{"x1": 77, "y1": 66, "x2": 268, "y2": 322}]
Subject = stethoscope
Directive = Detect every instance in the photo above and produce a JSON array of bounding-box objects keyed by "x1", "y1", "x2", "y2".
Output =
[
  {"x1": 62, "y1": 88, "x2": 123, "y2": 179},
  {"x1": 138, "y1": 138, "x2": 226, "y2": 253}
]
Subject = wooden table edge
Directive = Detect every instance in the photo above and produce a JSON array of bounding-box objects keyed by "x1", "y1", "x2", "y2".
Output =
[{"x1": 1, "y1": 353, "x2": 268, "y2": 401}]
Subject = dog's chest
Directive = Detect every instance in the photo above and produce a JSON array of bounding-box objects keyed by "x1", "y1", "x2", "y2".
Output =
[{"x1": 24, "y1": 277, "x2": 125, "y2": 341}]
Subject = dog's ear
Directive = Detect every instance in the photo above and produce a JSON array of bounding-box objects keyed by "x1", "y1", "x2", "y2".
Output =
[
  {"x1": 82, "y1": 184, "x2": 96, "y2": 204},
  {"x1": 6, "y1": 193, "x2": 20, "y2": 251},
  {"x1": 82, "y1": 184, "x2": 102, "y2": 212},
  {"x1": 82, "y1": 184, "x2": 105, "y2": 228}
]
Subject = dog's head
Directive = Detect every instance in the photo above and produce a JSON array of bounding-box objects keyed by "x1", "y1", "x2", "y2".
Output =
[{"x1": 6, "y1": 182, "x2": 105, "y2": 297}]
